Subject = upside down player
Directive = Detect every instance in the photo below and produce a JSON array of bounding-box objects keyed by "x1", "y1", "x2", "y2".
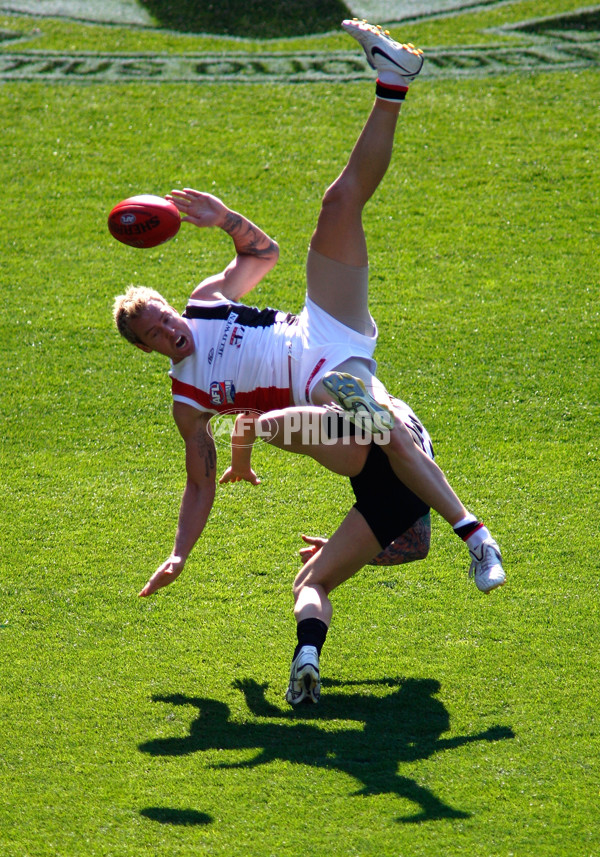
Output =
[{"x1": 112, "y1": 21, "x2": 505, "y2": 622}]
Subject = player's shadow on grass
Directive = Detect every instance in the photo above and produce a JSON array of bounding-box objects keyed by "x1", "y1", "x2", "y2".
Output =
[
  {"x1": 140, "y1": 807, "x2": 212, "y2": 826},
  {"x1": 139, "y1": 677, "x2": 514, "y2": 824},
  {"x1": 139, "y1": 0, "x2": 351, "y2": 38}
]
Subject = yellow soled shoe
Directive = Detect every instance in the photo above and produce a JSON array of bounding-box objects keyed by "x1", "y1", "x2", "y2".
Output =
[{"x1": 341, "y1": 18, "x2": 424, "y2": 83}]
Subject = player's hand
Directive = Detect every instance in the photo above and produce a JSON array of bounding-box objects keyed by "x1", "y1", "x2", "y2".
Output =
[
  {"x1": 299, "y1": 534, "x2": 328, "y2": 564},
  {"x1": 166, "y1": 188, "x2": 227, "y2": 228},
  {"x1": 138, "y1": 555, "x2": 185, "y2": 597},
  {"x1": 219, "y1": 466, "x2": 261, "y2": 486}
]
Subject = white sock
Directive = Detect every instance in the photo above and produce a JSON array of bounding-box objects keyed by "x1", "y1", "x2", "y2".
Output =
[
  {"x1": 453, "y1": 514, "x2": 478, "y2": 530},
  {"x1": 453, "y1": 515, "x2": 490, "y2": 550},
  {"x1": 466, "y1": 526, "x2": 490, "y2": 551},
  {"x1": 377, "y1": 69, "x2": 409, "y2": 87}
]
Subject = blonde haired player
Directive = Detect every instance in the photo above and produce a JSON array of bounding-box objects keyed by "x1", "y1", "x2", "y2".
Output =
[{"x1": 113, "y1": 21, "x2": 505, "y2": 666}]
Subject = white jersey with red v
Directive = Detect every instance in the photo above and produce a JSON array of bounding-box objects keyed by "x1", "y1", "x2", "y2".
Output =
[{"x1": 169, "y1": 299, "x2": 300, "y2": 414}]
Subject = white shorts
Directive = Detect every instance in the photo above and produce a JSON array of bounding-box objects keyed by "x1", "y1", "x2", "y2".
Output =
[{"x1": 290, "y1": 295, "x2": 378, "y2": 405}]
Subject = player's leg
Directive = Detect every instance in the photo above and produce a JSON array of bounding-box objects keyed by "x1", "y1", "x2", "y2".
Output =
[
  {"x1": 256, "y1": 407, "x2": 369, "y2": 477},
  {"x1": 312, "y1": 367, "x2": 470, "y2": 522},
  {"x1": 286, "y1": 502, "x2": 431, "y2": 706},
  {"x1": 370, "y1": 513, "x2": 431, "y2": 565},
  {"x1": 309, "y1": 97, "x2": 399, "y2": 271},
  {"x1": 295, "y1": 508, "x2": 381, "y2": 615},
  {"x1": 259, "y1": 405, "x2": 433, "y2": 567},
  {"x1": 321, "y1": 370, "x2": 506, "y2": 592},
  {"x1": 383, "y1": 428, "x2": 505, "y2": 593},
  {"x1": 319, "y1": 369, "x2": 465, "y2": 515},
  {"x1": 306, "y1": 22, "x2": 424, "y2": 335},
  {"x1": 280, "y1": 378, "x2": 468, "y2": 535},
  {"x1": 306, "y1": 100, "x2": 397, "y2": 336},
  {"x1": 301, "y1": 513, "x2": 431, "y2": 568},
  {"x1": 286, "y1": 509, "x2": 379, "y2": 706}
]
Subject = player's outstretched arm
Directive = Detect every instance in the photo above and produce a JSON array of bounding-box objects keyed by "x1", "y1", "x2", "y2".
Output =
[
  {"x1": 167, "y1": 188, "x2": 279, "y2": 303},
  {"x1": 138, "y1": 406, "x2": 217, "y2": 597}
]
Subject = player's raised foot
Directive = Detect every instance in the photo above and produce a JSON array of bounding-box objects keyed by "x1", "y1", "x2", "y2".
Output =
[
  {"x1": 468, "y1": 538, "x2": 506, "y2": 593},
  {"x1": 342, "y1": 18, "x2": 424, "y2": 83},
  {"x1": 323, "y1": 371, "x2": 395, "y2": 433},
  {"x1": 285, "y1": 645, "x2": 321, "y2": 705}
]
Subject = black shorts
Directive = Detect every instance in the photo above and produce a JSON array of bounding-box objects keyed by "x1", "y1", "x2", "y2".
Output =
[
  {"x1": 324, "y1": 409, "x2": 433, "y2": 550},
  {"x1": 350, "y1": 441, "x2": 431, "y2": 550}
]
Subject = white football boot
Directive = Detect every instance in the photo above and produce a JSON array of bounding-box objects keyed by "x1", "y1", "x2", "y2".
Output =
[
  {"x1": 285, "y1": 646, "x2": 321, "y2": 705},
  {"x1": 468, "y1": 538, "x2": 506, "y2": 593},
  {"x1": 342, "y1": 18, "x2": 424, "y2": 84},
  {"x1": 323, "y1": 371, "x2": 395, "y2": 433}
]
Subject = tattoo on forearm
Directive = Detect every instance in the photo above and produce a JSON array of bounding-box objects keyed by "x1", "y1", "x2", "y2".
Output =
[
  {"x1": 248, "y1": 237, "x2": 278, "y2": 259},
  {"x1": 222, "y1": 212, "x2": 277, "y2": 259},
  {"x1": 197, "y1": 430, "x2": 216, "y2": 478},
  {"x1": 222, "y1": 211, "x2": 243, "y2": 236}
]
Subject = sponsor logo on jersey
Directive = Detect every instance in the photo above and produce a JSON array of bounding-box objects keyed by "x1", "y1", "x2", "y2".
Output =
[
  {"x1": 210, "y1": 380, "x2": 236, "y2": 406},
  {"x1": 207, "y1": 347, "x2": 214, "y2": 365},
  {"x1": 229, "y1": 325, "x2": 245, "y2": 348},
  {"x1": 217, "y1": 312, "x2": 238, "y2": 359}
]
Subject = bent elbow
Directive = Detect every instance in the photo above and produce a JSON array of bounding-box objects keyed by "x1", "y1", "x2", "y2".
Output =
[{"x1": 266, "y1": 239, "x2": 280, "y2": 268}]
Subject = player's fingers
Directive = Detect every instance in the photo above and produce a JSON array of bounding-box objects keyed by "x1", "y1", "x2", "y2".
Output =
[
  {"x1": 138, "y1": 564, "x2": 174, "y2": 597},
  {"x1": 139, "y1": 576, "x2": 161, "y2": 596},
  {"x1": 301, "y1": 534, "x2": 323, "y2": 546},
  {"x1": 299, "y1": 547, "x2": 318, "y2": 564}
]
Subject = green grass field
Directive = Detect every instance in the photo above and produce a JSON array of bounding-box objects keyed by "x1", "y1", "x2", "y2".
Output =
[{"x1": 1, "y1": 3, "x2": 599, "y2": 855}]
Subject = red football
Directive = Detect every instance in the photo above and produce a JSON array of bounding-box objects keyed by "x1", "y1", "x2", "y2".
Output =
[{"x1": 108, "y1": 194, "x2": 181, "y2": 248}]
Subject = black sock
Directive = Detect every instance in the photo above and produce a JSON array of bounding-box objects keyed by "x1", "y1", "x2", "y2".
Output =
[
  {"x1": 376, "y1": 79, "x2": 409, "y2": 102},
  {"x1": 453, "y1": 520, "x2": 484, "y2": 541},
  {"x1": 293, "y1": 618, "x2": 328, "y2": 660}
]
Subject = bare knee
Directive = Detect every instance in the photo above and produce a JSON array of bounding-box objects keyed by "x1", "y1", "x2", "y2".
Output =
[
  {"x1": 311, "y1": 175, "x2": 368, "y2": 266},
  {"x1": 292, "y1": 568, "x2": 308, "y2": 602},
  {"x1": 321, "y1": 174, "x2": 361, "y2": 211},
  {"x1": 385, "y1": 421, "x2": 421, "y2": 462},
  {"x1": 292, "y1": 565, "x2": 333, "y2": 602}
]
